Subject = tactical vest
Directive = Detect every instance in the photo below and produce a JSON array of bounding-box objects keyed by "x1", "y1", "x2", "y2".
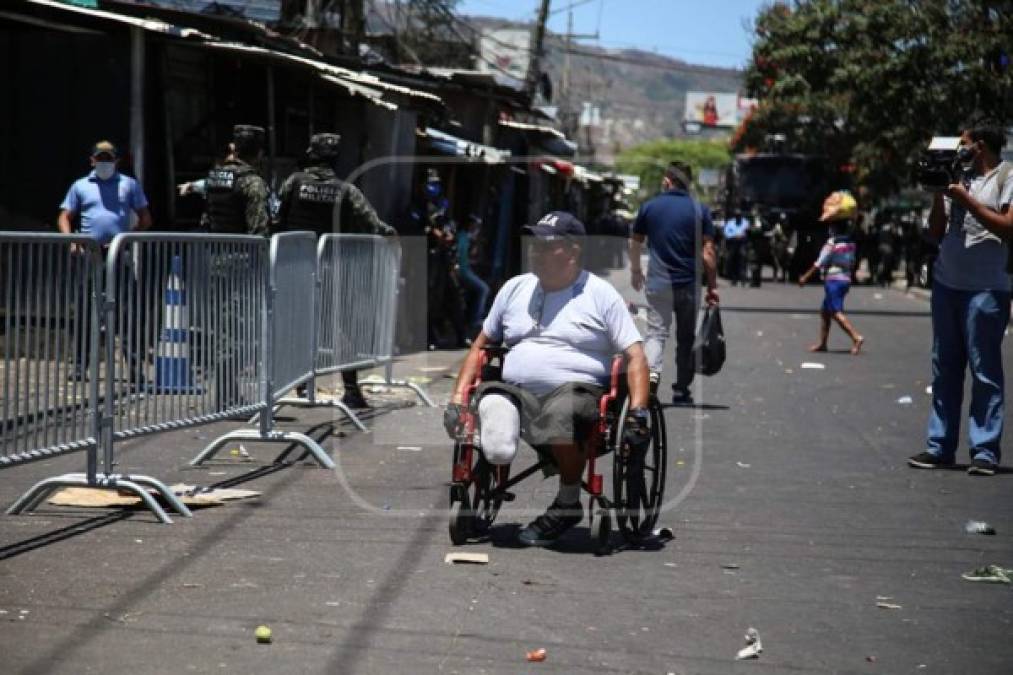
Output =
[
  {"x1": 286, "y1": 171, "x2": 343, "y2": 234},
  {"x1": 205, "y1": 163, "x2": 256, "y2": 233}
]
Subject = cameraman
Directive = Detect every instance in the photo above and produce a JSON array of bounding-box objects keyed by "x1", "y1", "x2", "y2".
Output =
[{"x1": 908, "y1": 120, "x2": 1013, "y2": 476}]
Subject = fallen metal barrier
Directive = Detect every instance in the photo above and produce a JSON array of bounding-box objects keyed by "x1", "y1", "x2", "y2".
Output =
[
  {"x1": 190, "y1": 232, "x2": 333, "y2": 468},
  {"x1": 276, "y1": 234, "x2": 434, "y2": 430},
  {"x1": 2, "y1": 233, "x2": 190, "y2": 523}
]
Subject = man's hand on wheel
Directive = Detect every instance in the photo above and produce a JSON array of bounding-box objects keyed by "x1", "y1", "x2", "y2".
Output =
[
  {"x1": 444, "y1": 403, "x2": 464, "y2": 438},
  {"x1": 622, "y1": 408, "x2": 651, "y2": 456}
]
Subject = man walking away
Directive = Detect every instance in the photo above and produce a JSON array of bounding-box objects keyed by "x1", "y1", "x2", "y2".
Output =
[{"x1": 629, "y1": 161, "x2": 719, "y2": 405}]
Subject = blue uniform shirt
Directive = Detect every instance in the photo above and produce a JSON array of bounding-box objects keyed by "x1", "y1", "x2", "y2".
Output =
[
  {"x1": 60, "y1": 171, "x2": 148, "y2": 245},
  {"x1": 633, "y1": 189, "x2": 715, "y2": 292}
]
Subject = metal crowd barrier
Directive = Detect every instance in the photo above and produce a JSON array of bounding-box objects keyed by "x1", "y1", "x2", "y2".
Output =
[
  {"x1": 275, "y1": 233, "x2": 434, "y2": 431},
  {"x1": 190, "y1": 232, "x2": 332, "y2": 468},
  {"x1": 2, "y1": 233, "x2": 191, "y2": 523}
]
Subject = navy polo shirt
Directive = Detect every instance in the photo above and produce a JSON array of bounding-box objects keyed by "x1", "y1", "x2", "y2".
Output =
[
  {"x1": 60, "y1": 171, "x2": 148, "y2": 245},
  {"x1": 632, "y1": 189, "x2": 714, "y2": 292}
]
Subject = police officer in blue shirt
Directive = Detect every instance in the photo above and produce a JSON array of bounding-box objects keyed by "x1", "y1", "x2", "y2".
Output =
[{"x1": 58, "y1": 140, "x2": 151, "y2": 245}]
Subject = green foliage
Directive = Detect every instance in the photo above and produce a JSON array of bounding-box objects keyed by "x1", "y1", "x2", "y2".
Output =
[
  {"x1": 616, "y1": 138, "x2": 732, "y2": 205},
  {"x1": 738, "y1": 0, "x2": 1013, "y2": 201}
]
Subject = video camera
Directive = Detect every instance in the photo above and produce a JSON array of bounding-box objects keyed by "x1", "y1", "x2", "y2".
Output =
[{"x1": 917, "y1": 137, "x2": 963, "y2": 190}]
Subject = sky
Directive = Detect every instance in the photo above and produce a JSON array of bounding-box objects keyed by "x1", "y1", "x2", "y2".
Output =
[{"x1": 456, "y1": 0, "x2": 770, "y2": 70}]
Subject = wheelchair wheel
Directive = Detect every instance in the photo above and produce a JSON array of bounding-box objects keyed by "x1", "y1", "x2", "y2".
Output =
[
  {"x1": 449, "y1": 441, "x2": 505, "y2": 544},
  {"x1": 613, "y1": 396, "x2": 668, "y2": 542},
  {"x1": 590, "y1": 498, "x2": 612, "y2": 556}
]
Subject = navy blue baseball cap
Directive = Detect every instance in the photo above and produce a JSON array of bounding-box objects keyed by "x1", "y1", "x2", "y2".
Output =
[{"x1": 524, "y1": 211, "x2": 586, "y2": 239}]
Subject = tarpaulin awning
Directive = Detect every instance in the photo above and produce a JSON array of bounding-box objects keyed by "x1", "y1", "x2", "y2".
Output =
[{"x1": 422, "y1": 128, "x2": 511, "y2": 164}]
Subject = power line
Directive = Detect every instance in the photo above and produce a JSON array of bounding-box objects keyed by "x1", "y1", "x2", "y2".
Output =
[{"x1": 559, "y1": 44, "x2": 744, "y2": 75}]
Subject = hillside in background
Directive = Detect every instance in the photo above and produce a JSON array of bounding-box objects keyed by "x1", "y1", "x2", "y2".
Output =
[{"x1": 471, "y1": 16, "x2": 744, "y2": 161}]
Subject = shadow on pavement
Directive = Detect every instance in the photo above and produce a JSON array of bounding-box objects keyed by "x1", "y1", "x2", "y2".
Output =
[
  {"x1": 721, "y1": 305, "x2": 930, "y2": 318},
  {"x1": 14, "y1": 422, "x2": 339, "y2": 675}
]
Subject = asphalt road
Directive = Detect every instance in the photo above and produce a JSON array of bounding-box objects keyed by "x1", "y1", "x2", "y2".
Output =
[{"x1": 1, "y1": 273, "x2": 1011, "y2": 674}]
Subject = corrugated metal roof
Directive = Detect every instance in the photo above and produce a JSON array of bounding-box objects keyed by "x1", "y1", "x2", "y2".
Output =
[{"x1": 139, "y1": 1, "x2": 280, "y2": 24}]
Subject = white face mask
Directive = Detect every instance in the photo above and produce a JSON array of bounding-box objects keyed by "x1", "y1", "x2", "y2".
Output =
[{"x1": 94, "y1": 161, "x2": 116, "y2": 180}]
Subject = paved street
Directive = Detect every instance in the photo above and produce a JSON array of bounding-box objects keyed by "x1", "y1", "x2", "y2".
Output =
[{"x1": 1, "y1": 276, "x2": 1012, "y2": 674}]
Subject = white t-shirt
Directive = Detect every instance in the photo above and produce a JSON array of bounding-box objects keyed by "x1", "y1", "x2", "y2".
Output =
[
  {"x1": 934, "y1": 162, "x2": 1013, "y2": 292},
  {"x1": 482, "y1": 270, "x2": 643, "y2": 396}
]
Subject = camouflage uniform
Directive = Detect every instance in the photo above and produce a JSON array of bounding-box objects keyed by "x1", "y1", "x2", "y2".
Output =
[
  {"x1": 278, "y1": 132, "x2": 394, "y2": 237},
  {"x1": 278, "y1": 133, "x2": 397, "y2": 405},
  {"x1": 203, "y1": 125, "x2": 271, "y2": 237}
]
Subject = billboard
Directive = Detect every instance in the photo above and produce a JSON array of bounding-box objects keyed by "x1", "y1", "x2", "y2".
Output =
[
  {"x1": 685, "y1": 92, "x2": 739, "y2": 128},
  {"x1": 477, "y1": 29, "x2": 531, "y2": 87}
]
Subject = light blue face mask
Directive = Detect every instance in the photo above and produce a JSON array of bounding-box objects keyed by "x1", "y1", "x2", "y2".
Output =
[{"x1": 94, "y1": 161, "x2": 116, "y2": 180}]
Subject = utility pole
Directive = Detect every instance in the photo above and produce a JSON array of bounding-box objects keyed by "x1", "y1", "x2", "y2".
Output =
[{"x1": 525, "y1": 0, "x2": 551, "y2": 101}]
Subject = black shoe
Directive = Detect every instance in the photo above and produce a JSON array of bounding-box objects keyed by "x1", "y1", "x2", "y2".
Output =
[
  {"x1": 671, "y1": 387, "x2": 693, "y2": 406},
  {"x1": 968, "y1": 458, "x2": 997, "y2": 476},
  {"x1": 907, "y1": 451, "x2": 955, "y2": 469},
  {"x1": 341, "y1": 390, "x2": 370, "y2": 409},
  {"x1": 518, "y1": 499, "x2": 583, "y2": 547}
]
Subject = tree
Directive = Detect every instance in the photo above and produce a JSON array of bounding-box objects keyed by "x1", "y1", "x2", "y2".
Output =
[
  {"x1": 616, "y1": 138, "x2": 732, "y2": 207},
  {"x1": 736, "y1": 1, "x2": 1013, "y2": 201}
]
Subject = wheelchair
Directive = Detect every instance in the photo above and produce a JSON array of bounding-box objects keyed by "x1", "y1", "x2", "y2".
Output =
[{"x1": 448, "y1": 346, "x2": 668, "y2": 554}]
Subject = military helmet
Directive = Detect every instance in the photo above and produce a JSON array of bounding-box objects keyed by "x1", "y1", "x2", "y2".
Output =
[
  {"x1": 306, "y1": 133, "x2": 341, "y2": 160},
  {"x1": 232, "y1": 125, "x2": 265, "y2": 153}
]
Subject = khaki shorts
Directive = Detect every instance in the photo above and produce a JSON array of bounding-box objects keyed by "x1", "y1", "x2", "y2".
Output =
[{"x1": 475, "y1": 381, "x2": 604, "y2": 450}]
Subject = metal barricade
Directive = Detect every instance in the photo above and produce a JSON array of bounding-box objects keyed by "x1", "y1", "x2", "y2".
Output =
[
  {"x1": 2, "y1": 234, "x2": 190, "y2": 523},
  {"x1": 279, "y1": 234, "x2": 433, "y2": 430},
  {"x1": 190, "y1": 232, "x2": 332, "y2": 468}
]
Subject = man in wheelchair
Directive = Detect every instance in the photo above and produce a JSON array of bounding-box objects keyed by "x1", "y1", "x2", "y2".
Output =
[{"x1": 445, "y1": 211, "x2": 651, "y2": 547}]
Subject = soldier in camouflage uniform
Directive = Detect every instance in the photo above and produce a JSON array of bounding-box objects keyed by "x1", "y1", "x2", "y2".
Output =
[
  {"x1": 203, "y1": 125, "x2": 271, "y2": 237},
  {"x1": 202, "y1": 125, "x2": 271, "y2": 411},
  {"x1": 280, "y1": 132, "x2": 397, "y2": 409}
]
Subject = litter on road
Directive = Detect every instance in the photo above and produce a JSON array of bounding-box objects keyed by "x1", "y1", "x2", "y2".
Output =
[
  {"x1": 445, "y1": 552, "x2": 490, "y2": 565},
  {"x1": 876, "y1": 602, "x2": 903, "y2": 610},
  {"x1": 800, "y1": 362, "x2": 825, "y2": 369},
  {"x1": 526, "y1": 648, "x2": 547, "y2": 662},
  {"x1": 736, "y1": 627, "x2": 762, "y2": 660},
  {"x1": 964, "y1": 520, "x2": 996, "y2": 535},
  {"x1": 961, "y1": 565, "x2": 1011, "y2": 584},
  {"x1": 896, "y1": 396, "x2": 913, "y2": 405},
  {"x1": 736, "y1": 461, "x2": 751, "y2": 468},
  {"x1": 397, "y1": 446, "x2": 423, "y2": 452}
]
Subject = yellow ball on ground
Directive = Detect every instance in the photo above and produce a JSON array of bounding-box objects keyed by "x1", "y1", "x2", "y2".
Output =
[{"x1": 255, "y1": 625, "x2": 272, "y2": 644}]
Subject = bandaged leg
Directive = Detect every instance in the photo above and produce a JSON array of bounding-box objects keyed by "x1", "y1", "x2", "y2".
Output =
[{"x1": 478, "y1": 393, "x2": 520, "y2": 465}]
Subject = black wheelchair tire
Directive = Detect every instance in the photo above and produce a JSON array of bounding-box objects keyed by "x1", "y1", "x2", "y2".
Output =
[
  {"x1": 590, "y1": 499, "x2": 612, "y2": 556},
  {"x1": 613, "y1": 395, "x2": 668, "y2": 542}
]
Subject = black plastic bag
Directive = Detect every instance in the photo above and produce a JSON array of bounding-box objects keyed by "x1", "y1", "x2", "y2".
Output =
[{"x1": 692, "y1": 306, "x2": 726, "y2": 376}]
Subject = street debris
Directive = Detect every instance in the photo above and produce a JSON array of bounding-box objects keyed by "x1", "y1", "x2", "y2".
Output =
[
  {"x1": 721, "y1": 563, "x2": 741, "y2": 570},
  {"x1": 876, "y1": 602, "x2": 903, "y2": 610},
  {"x1": 736, "y1": 461, "x2": 751, "y2": 468},
  {"x1": 255, "y1": 625, "x2": 272, "y2": 644},
  {"x1": 230, "y1": 444, "x2": 252, "y2": 461},
  {"x1": 526, "y1": 648, "x2": 547, "y2": 662},
  {"x1": 896, "y1": 396, "x2": 913, "y2": 405},
  {"x1": 47, "y1": 484, "x2": 260, "y2": 509},
  {"x1": 866, "y1": 655, "x2": 877, "y2": 663},
  {"x1": 397, "y1": 446, "x2": 423, "y2": 452},
  {"x1": 445, "y1": 552, "x2": 489, "y2": 565},
  {"x1": 800, "y1": 362, "x2": 825, "y2": 370},
  {"x1": 873, "y1": 293, "x2": 883, "y2": 300},
  {"x1": 961, "y1": 565, "x2": 1012, "y2": 584},
  {"x1": 964, "y1": 520, "x2": 996, "y2": 535},
  {"x1": 651, "y1": 526, "x2": 674, "y2": 540},
  {"x1": 736, "y1": 627, "x2": 763, "y2": 660}
]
